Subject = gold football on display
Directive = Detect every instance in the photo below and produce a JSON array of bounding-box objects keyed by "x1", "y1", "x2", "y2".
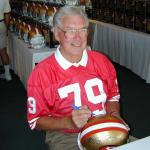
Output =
[{"x1": 79, "y1": 115, "x2": 129, "y2": 150}]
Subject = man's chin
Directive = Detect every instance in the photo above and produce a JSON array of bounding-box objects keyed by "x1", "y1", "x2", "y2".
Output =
[{"x1": 71, "y1": 47, "x2": 84, "y2": 55}]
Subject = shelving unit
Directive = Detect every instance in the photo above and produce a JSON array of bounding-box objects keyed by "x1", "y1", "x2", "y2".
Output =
[
  {"x1": 86, "y1": 0, "x2": 150, "y2": 33},
  {"x1": 10, "y1": 0, "x2": 65, "y2": 48}
]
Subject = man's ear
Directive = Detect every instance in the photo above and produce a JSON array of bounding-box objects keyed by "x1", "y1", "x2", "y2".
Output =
[{"x1": 51, "y1": 27, "x2": 60, "y2": 42}]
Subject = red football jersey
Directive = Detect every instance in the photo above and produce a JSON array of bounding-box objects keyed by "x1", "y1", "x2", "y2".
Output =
[{"x1": 27, "y1": 50, "x2": 120, "y2": 130}]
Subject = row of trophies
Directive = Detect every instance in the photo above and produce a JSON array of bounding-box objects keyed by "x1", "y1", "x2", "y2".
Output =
[
  {"x1": 86, "y1": 0, "x2": 150, "y2": 33},
  {"x1": 10, "y1": 0, "x2": 89, "y2": 6},
  {"x1": 9, "y1": 17, "x2": 58, "y2": 49},
  {"x1": 9, "y1": 1, "x2": 62, "y2": 49}
]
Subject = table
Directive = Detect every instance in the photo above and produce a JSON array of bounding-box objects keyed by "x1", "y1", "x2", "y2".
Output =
[
  {"x1": 90, "y1": 20, "x2": 150, "y2": 83},
  {"x1": 114, "y1": 136, "x2": 150, "y2": 150},
  {"x1": 8, "y1": 32, "x2": 55, "y2": 88}
]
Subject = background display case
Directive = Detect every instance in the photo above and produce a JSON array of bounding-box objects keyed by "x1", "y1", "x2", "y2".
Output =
[
  {"x1": 10, "y1": 0, "x2": 62, "y2": 48},
  {"x1": 10, "y1": 0, "x2": 150, "y2": 39},
  {"x1": 86, "y1": 0, "x2": 150, "y2": 34}
]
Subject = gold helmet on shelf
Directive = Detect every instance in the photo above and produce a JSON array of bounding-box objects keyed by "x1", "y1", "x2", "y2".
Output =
[
  {"x1": 27, "y1": 2, "x2": 34, "y2": 17},
  {"x1": 18, "y1": 21, "x2": 26, "y2": 38},
  {"x1": 21, "y1": 23, "x2": 31, "y2": 43},
  {"x1": 22, "y1": 1, "x2": 29, "y2": 16},
  {"x1": 46, "y1": 6, "x2": 57, "y2": 17},
  {"x1": 31, "y1": 3, "x2": 39, "y2": 18},
  {"x1": 78, "y1": 115, "x2": 129, "y2": 150},
  {"x1": 46, "y1": 6, "x2": 57, "y2": 26},
  {"x1": 15, "y1": 19, "x2": 22, "y2": 34},
  {"x1": 22, "y1": 23, "x2": 31, "y2": 34},
  {"x1": 38, "y1": 4, "x2": 48, "y2": 22},
  {"x1": 12, "y1": 17, "x2": 18, "y2": 32},
  {"x1": 28, "y1": 26, "x2": 45, "y2": 49},
  {"x1": 9, "y1": 16, "x2": 16, "y2": 31},
  {"x1": 28, "y1": 26, "x2": 41, "y2": 38}
]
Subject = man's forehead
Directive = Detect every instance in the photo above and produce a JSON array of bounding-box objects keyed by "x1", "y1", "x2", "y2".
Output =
[{"x1": 61, "y1": 15, "x2": 85, "y2": 28}]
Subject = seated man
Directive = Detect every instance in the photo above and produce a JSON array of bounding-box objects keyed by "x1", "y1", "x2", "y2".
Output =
[{"x1": 27, "y1": 6, "x2": 130, "y2": 150}]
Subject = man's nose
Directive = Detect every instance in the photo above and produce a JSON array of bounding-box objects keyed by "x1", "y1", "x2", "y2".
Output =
[{"x1": 73, "y1": 31, "x2": 81, "y2": 39}]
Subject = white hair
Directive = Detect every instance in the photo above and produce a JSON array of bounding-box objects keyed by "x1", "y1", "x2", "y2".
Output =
[{"x1": 53, "y1": 6, "x2": 89, "y2": 28}]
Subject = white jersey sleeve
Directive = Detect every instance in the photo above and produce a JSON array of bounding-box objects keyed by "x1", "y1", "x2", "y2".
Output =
[{"x1": 0, "y1": 0, "x2": 11, "y2": 20}]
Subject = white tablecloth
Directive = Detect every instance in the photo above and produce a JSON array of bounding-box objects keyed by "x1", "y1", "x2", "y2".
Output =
[
  {"x1": 90, "y1": 20, "x2": 150, "y2": 83},
  {"x1": 8, "y1": 32, "x2": 55, "y2": 88},
  {"x1": 114, "y1": 136, "x2": 150, "y2": 150}
]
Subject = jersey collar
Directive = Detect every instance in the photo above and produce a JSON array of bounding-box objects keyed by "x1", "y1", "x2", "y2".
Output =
[{"x1": 54, "y1": 45, "x2": 88, "y2": 70}]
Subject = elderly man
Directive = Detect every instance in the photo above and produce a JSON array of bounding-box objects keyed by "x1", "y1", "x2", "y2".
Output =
[
  {"x1": 27, "y1": 6, "x2": 126, "y2": 150},
  {"x1": 0, "y1": 0, "x2": 12, "y2": 81}
]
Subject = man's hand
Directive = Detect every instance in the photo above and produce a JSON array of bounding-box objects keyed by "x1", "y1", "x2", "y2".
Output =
[{"x1": 72, "y1": 105, "x2": 91, "y2": 128}]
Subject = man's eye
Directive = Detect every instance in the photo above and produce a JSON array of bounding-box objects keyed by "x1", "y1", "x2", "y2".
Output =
[
  {"x1": 68, "y1": 30, "x2": 75, "y2": 33},
  {"x1": 81, "y1": 29, "x2": 87, "y2": 32}
]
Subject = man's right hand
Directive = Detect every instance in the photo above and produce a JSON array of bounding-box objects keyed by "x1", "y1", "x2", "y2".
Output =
[{"x1": 72, "y1": 105, "x2": 92, "y2": 128}]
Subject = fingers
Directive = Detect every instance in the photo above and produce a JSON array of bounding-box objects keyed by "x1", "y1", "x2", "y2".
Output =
[{"x1": 72, "y1": 105, "x2": 91, "y2": 129}]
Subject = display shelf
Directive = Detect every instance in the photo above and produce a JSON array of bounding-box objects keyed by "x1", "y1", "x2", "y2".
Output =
[
  {"x1": 86, "y1": 0, "x2": 150, "y2": 34},
  {"x1": 10, "y1": 0, "x2": 62, "y2": 48}
]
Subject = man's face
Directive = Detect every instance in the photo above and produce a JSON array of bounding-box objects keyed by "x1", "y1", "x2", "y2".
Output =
[{"x1": 54, "y1": 15, "x2": 88, "y2": 63}]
